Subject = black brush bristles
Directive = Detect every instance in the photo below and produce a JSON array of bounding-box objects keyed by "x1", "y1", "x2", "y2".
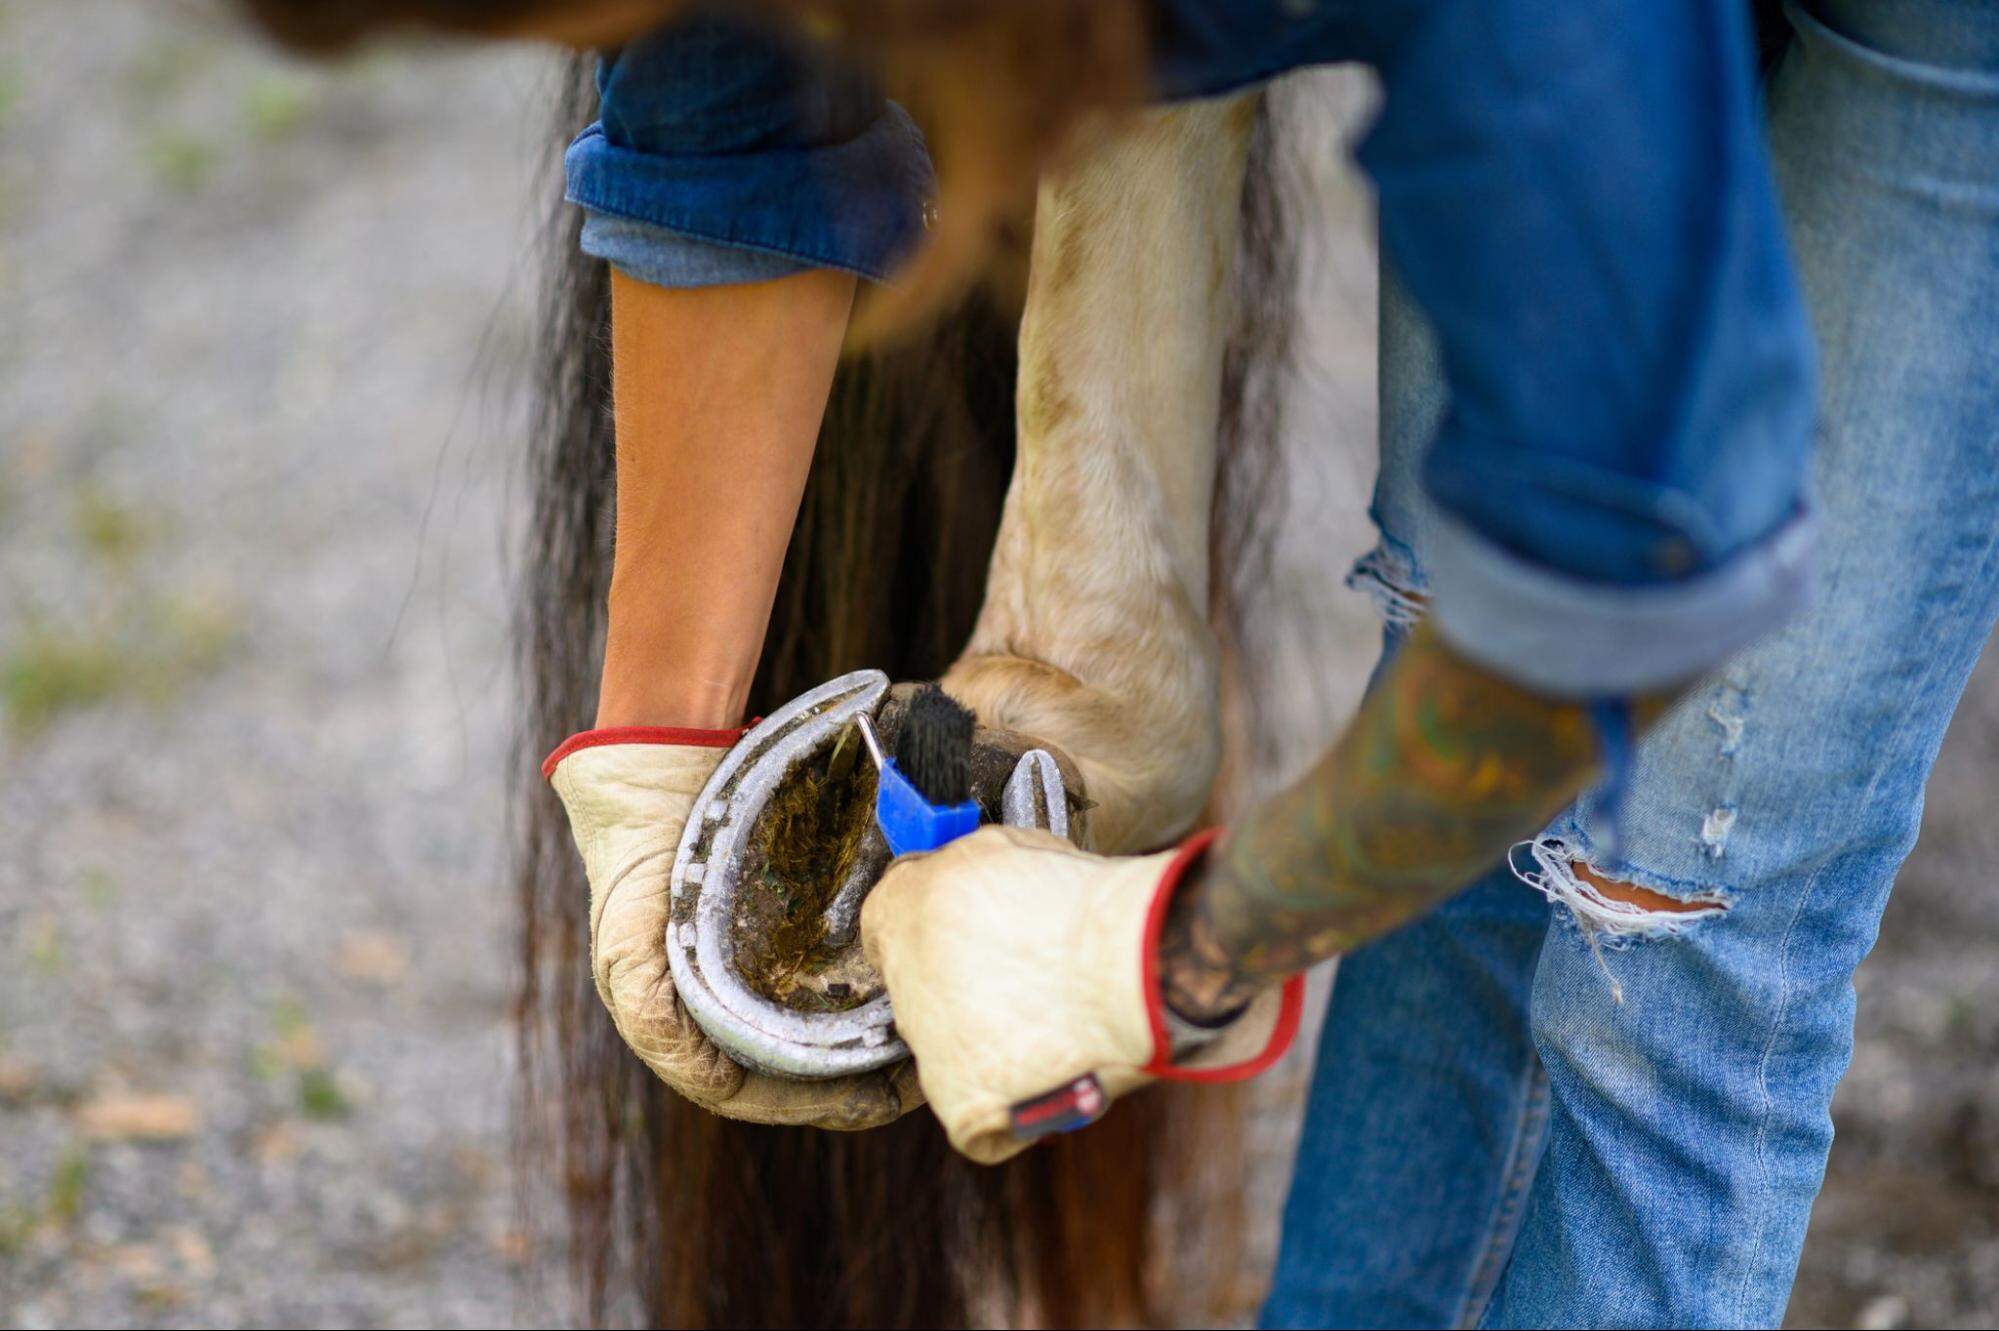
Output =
[{"x1": 894, "y1": 684, "x2": 975, "y2": 806}]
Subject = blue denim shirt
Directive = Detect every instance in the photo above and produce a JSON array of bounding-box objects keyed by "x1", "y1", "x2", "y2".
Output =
[
  {"x1": 566, "y1": 1, "x2": 1817, "y2": 698},
  {"x1": 568, "y1": 12, "x2": 933, "y2": 285}
]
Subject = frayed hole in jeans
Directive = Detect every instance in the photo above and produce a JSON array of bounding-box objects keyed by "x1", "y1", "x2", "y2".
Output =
[
  {"x1": 1346, "y1": 542, "x2": 1429, "y2": 627},
  {"x1": 1510, "y1": 837, "x2": 1730, "y2": 1002}
]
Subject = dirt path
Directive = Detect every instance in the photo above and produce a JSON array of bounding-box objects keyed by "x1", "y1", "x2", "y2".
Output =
[{"x1": 1, "y1": 6, "x2": 555, "y2": 1324}]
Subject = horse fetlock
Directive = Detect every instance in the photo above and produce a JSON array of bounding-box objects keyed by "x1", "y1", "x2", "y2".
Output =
[{"x1": 943, "y1": 651, "x2": 1219, "y2": 854}]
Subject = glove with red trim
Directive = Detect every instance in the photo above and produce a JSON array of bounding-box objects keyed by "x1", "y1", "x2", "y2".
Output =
[
  {"x1": 861, "y1": 825, "x2": 1301, "y2": 1164},
  {"x1": 544, "y1": 727, "x2": 923, "y2": 1129}
]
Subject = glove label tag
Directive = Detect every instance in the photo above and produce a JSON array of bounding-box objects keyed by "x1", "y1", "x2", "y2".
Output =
[{"x1": 1009, "y1": 1074, "x2": 1108, "y2": 1142}]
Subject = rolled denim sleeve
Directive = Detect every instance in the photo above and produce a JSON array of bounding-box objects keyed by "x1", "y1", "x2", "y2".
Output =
[
  {"x1": 1359, "y1": 0, "x2": 1818, "y2": 695},
  {"x1": 1156, "y1": 0, "x2": 1819, "y2": 695},
  {"x1": 565, "y1": 12, "x2": 936, "y2": 288}
]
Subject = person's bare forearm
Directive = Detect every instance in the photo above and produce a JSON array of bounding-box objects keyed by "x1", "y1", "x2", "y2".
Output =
[
  {"x1": 1158, "y1": 623, "x2": 1682, "y2": 1023},
  {"x1": 597, "y1": 267, "x2": 856, "y2": 728}
]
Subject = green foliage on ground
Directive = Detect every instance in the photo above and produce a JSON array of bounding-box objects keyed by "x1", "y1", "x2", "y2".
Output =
[{"x1": 1, "y1": 482, "x2": 240, "y2": 737}]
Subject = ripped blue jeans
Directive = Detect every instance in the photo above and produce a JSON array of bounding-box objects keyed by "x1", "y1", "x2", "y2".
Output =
[{"x1": 1263, "y1": 3, "x2": 1999, "y2": 1326}]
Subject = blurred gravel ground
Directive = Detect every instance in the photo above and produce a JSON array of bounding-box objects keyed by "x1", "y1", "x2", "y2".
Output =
[
  {"x1": 0, "y1": 5, "x2": 1994, "y2": 1329},
  {"x1": 0, "y1": 4, "x2": 557, "y2": 1325}
]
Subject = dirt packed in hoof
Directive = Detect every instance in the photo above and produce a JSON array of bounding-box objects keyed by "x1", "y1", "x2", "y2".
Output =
[{"x1": 732, "y1": 727, "x2": 883, "y2": 1013}]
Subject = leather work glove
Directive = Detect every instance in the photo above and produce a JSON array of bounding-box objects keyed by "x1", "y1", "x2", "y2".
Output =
[
  {"x1": 861, "y1": 825, "x2": 1302, "y2": 1164},
  {"x1": 544, "y1": 727, "x2": 923, "y2": 1129}
]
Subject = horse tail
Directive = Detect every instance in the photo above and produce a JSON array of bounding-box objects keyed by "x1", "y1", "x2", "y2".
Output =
[{"x1": 517, "y1": 61, "x2": 1293, "y2": 1329}]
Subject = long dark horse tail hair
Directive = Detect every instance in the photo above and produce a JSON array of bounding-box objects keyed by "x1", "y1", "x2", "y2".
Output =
[{"x1": 516, "y1": 60, "x2": 1294, "y2": 1329}]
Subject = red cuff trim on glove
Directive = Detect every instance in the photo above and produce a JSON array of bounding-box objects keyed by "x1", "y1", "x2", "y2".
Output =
[
  {"x1": 540, "y1": 724, "x2": 746, "y2": 780},
  {"x1": 1138, "y1": 827, "x2": 1305, "y2": 1083}
]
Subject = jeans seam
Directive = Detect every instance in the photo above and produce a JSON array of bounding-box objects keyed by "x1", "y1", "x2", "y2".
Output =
[
  {"x1": 1729, "y1": 574, "x2": 1965, "y2": 1320},
  {"x1": 1734, "y1": 860, "x2": 1810, "y2": 1326},
  {"x1": 1455, "y1": 1056, "x2": 1551, "y2": 1329}
]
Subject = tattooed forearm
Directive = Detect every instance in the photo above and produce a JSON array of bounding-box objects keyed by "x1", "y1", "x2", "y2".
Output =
[{"x1": 1157, "y1": 623, "x2": 1680, "y2": 1024}]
